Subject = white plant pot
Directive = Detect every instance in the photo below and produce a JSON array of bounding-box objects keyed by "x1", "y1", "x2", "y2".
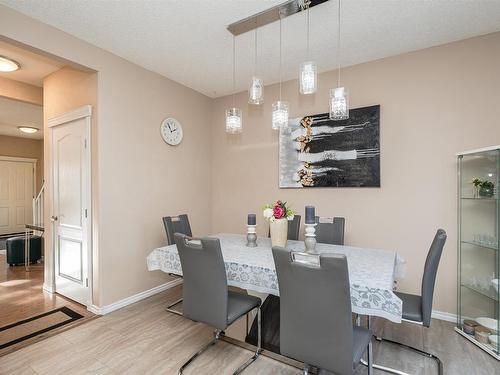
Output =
[{"x1": 270, "y1": 218, "x2": 288, "y2": 248}]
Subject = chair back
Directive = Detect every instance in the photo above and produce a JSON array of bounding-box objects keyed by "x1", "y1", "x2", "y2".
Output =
[
  {"x1": 273, "y1": 247, "x2": 354, "y2": 375},
  {"x1": 315, "y1": 216, "x2": 345, "y2": 245},
  {"x1": 163, "y1": 214, "x2": 192, "y2": 245},
  {"x1": 421, "y1": 229, "x2": 447, "y2": 327},
  {"x1": 268, "y1": 215, "x2": 301, "y2": 241},
  {"x1": 174, "y1": 233, "x2": 228, "y2": 330},
  {"x1": 287, "y1": 215, "x2": 301, "y2": 240}
]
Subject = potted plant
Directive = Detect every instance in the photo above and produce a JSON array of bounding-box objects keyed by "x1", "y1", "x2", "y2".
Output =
[
  {"x1": 263, "y1": 200, "x2": 295, "y2": 247},
  {"x1": 479, "y1": 180, "x2": 495, "y2": 198},
  {"x1": 472, "y1": 177, "x2": 481, "y2": 198}
]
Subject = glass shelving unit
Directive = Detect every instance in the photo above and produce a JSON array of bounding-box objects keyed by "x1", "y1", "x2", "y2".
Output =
[{"x1": 456, "y1": 146, "x2": 500, "y2": 360}]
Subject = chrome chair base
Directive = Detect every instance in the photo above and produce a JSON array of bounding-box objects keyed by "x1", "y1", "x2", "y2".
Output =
[
  {"x1": 166, "y1": 297, "x2": 183, "y2": 315},
  {"x1": 375, "y1": 336, "x2": 443, "y2": 375},
  {"x1": 178, "y1": 330, "x2": 221, "y2": 375},
  {"x1": 178, "y1": 308, "x2": 261, "y2": 375}
]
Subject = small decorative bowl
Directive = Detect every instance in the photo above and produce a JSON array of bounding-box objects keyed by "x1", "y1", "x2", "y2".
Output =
[{"x1": 463, "y1": 319, "x2": 478, "y2": 335}]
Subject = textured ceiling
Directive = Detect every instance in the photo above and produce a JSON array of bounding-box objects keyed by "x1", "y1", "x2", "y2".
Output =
[
  {"x1": 0, "y1": 96, "x2": 43, "y2": 139},
  {"x1": 2, "y1": 0, "x2": 500, "y2": 98}
]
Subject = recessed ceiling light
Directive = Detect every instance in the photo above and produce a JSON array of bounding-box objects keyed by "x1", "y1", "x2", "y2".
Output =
[
  {"x1": 18, "y1": 126, "x2": 38, "y2": 134},
  {"x1": 0, "y1": 56, "x2": 20, "y2": 72}
]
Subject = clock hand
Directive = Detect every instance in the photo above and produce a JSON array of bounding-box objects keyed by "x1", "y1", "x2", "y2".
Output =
[{"x1": 167, "y1": 123, "x2": 172, "y2": 132}]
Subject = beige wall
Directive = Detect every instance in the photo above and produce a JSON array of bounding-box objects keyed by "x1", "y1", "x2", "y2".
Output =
[
  {"x1": 3, "y1": 4, "x2": 499, "y2": 315},
  {"x1": 0, "y1": 76, "x2": 43, "y2": 105},
  {"x1": 0, "y1": 134, "x2": 43, "y2": 191},
  {"x1": 1, "y1": 5, "x2": 213, "y2": 307},
  {"x1": 211, "y1": 32, "x2": 500, "y2": 315}
]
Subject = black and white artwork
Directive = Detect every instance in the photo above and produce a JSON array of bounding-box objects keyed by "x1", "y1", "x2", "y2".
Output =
[{"x1": 279, "y1": 105, "x2": 380, "y2": 188}]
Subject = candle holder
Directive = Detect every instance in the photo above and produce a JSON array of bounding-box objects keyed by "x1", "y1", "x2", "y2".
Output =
[
  {"x1": 246, "y1": 225, "x2": 258, "y2": 247},
  {"x1": 304, "y1": 223, "x2": 317, "y2": 253}
]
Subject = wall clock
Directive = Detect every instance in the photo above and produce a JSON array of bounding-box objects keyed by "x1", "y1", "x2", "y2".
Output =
[{"x1": 160, "y1": 117, "x2": 183, "y2": 146}]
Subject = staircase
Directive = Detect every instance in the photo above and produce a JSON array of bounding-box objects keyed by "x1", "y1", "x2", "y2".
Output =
[{"x1": 32, "y1": 183, "x2": 45, "y2": 228}]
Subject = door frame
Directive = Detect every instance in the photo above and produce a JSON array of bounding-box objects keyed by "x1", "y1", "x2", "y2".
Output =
[
  {"x1": 0, "y1": 156, "x2": 37, "y2": 235},
  {"x1": 47, "y1": 105, "x2": 93, "y2": 307}
]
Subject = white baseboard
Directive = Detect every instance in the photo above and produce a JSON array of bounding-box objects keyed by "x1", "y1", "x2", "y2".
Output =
[
  {"x1": 43, "y1": 283, "x2": 55, "y2": 293},
  {"x1": 432, "y1": 309, "x2": 457, "y2": 323},
  {"x1": 0, "y1": 249, "x2": 5, "y2": 255},
  {"x1": 87, "y1": 278, "x2": 183, "y2": 315}
]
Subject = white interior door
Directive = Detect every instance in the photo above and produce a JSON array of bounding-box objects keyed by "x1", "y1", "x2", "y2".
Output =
[
  {"x1": 52, "y1": 116, "x2": 90, "y2": 305},
  {"x1": 0, "y1": 159, "x2": 34, "y2": 236}
]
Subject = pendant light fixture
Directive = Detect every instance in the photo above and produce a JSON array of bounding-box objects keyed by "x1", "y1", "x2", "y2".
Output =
[
  {"x1": 299, "y1": 3, "x2": 317, "y2": 95},
  {"x1": 272, "y1": 17, "x2": 289, "y2": 130},
  {"x1": 248, "y1": 29, "x2": 264, "y2": 104},
  {"x1": 329, "y1": 0, "x2": 349, "y2": 120},
  {"x1": 226, "y1": 35, "x2": 243, "y2": 134}
]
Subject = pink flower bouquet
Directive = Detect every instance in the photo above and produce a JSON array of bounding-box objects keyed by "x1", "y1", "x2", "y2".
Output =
[{"x1": 263, "y1": 200, "x2": 294, "y2": 222}]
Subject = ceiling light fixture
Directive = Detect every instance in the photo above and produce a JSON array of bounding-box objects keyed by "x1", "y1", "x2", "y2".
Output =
[
  {"x1": 272, "y1": 16, "x2": 289, "y2": 130},
  {"x1": 299, "y1": 2, "x2": 317, "y2": 95},
  {"x1": 226, "y1": 35, "x2": 243, "y2": 134},
  {"x1": 18, "y1": 126, "x2": 38, "y2": 134},
  {"x1": 0, "y1": 56, "x2": 20, "y2": 72},
  {"x1": 248, "y1": 29, "x2": 264, "y2": 105},
  {"x1": 329, "y1": 0, "x2": 349, "y2": 120}
]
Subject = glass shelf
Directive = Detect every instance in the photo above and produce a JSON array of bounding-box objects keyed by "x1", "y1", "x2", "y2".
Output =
[
  {"x1": 461, "y1": 197, "x2": 497, "y2": 201},
  {"x1": 458, "y1": 147, "x2": 499, "y2": 359},
  {"x1": 461, "y1": 283, "x2": 499, "y2": 301},
  {"x1": 461, "y1": 240, "x2": 498, "y2": 251}
]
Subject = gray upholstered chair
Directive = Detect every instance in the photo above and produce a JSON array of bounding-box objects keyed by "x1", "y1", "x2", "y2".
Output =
[
  {"x1": 377, "y1": 229, "x2": 447, "y2": 375},
  {"x1": 272, "y1": 247, "x2": 373, "y2": 375},
  {"x1": 162, "y1": 214, "x2": 192, "y2": 313},
  {"x1": 175, "y1": 233, "x2": 262, "y2": 375},
  {"x1": 163, "y1": 214, "x2": 192, "y2": 245},
  {"x1": 268, "y1": 215, "x2": 301, "y2": 241},
  {"x1": 314, "y1": 216, "x2": 345, "y2": 245}
]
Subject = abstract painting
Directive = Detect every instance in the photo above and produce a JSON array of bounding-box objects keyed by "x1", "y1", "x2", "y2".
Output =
[{"x1": 279, "y1": 105, "x2": 380, "y2": 188}]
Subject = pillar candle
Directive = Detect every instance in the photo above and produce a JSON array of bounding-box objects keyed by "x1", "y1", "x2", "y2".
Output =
[
  {"x1": 305, "y1": 206, "x2": 315, "y2": 224},
  {"x1": 248, "y1": 213, "x2": 256, "y2": 226}
]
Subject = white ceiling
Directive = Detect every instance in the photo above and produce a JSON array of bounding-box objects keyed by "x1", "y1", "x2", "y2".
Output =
[
  {"x1": 0, "y1": 96, "x2": 43, "y2": 139},
  {"x1": 0, "y1": 39, "x2": 63, "y2": 87},
  {"x1": 2, "y1": 0, "x2": 500, "y2": 98}
]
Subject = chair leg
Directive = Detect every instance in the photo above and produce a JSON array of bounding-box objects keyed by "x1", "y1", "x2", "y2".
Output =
[
  {"x1": 178, "y1": 330, "x2": 221, "y2": 375},
  {"x1": 367, "y1": 339, "x2": 373, "y2": 375},
  {"x1": 376, "y1": 336, "x2": 443, "y2": 375},
  {"x1": 166, "y1": 297, "x2": 183, "y2": 315},
  {"x1": 232, "y1": 307, "x2": 262, "y2": 375}
]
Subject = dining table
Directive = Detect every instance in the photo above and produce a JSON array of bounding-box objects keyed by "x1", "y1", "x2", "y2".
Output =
[{"x1": 147, "y1": 233, "x2": 408, "y2": 374}]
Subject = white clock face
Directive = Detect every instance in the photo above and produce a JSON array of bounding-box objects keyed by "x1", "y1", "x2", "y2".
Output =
[{"x1": 160, "y1": 118, "x2": 183, "y2": 146}]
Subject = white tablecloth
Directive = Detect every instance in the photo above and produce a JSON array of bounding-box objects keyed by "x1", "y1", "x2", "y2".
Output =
[{"x1": 147, "y1": 233, "x2": 405, "y2": 323}]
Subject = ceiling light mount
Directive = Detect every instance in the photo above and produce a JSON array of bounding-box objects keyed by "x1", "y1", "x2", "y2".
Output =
[
  {"x1": 0, "y1": 56, "x2": 21, "y2": 72},
  {"x1": 227, "y1": 0, "x2": 329, "y2": 36},
  {"x1": 18, "y1": 126, "x2": 39, "y2": 134}
]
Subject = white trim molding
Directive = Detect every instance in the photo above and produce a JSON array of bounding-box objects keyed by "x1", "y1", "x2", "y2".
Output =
[
  {"x1": 431, "y1": 309, "x2": 457, "y2": 323},
  {"x1": 48, "y1": 105, "x2": 92, "y2": 128},
  {"x1": 42, "y1": 283, "x2": 55, "y2": 294},
  {"x1": 87, "y1": 278, "x2": 183, "y2": 315},
  {"x1": 0, "y1": 156, "x2": 38, "y2": 163}
]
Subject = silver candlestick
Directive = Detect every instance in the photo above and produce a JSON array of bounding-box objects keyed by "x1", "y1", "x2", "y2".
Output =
[
  {"x1": 246, "y1": 225, "x2": 257, "y2": 247},
  {"x1": 304, "y1": 223, "x2": 317, "y2": 253}
]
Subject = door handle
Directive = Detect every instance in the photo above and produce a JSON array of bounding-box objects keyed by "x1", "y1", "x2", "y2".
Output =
[{"x1": 50, "y1": 215, "x2": 58, "y2": 222}]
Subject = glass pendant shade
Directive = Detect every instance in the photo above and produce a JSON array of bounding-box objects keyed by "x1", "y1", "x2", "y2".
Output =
[
  {"x1": 272, "y1": 101, "x2": 289, "y2": 130},
  {"x1": 248, "y1": 76, "x2": 264, "y2": 104},
  {"x1": 226, "y1": 107, "x2": 243, "y2": 134},
  {"x1": 329, "y1": 87, "x2": 349, "y2": 120},
  {"x1": 299, "y1": 61, "x2": 317, "y2": 94}
]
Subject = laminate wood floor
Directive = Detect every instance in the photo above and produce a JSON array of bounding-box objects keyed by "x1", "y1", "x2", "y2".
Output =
[
  {"x1": 0, "y1": 254, "x2": 94, "y2": 356},
  {"x1": 0, "y1": 284, "x2": 498, "y2": 375}
]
